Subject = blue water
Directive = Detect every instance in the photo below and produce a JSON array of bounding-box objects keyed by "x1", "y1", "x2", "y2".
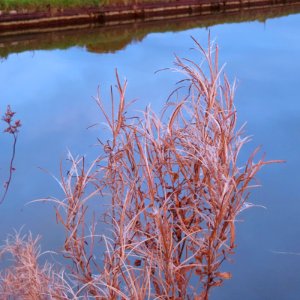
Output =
[{"x1": 1, "y1": 12, "x2": 300, "y2": 299}]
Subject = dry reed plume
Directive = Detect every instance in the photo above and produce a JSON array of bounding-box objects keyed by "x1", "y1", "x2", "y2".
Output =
[
  {"x1": 0, "y1": 232, "x2": 71, "y2": 299},
  {"x1": 0, "y1": 37, "x2": 278, "y2": 299},
  {"x1": 0, "y1": 105, "x2": 21, "y2": 204}
]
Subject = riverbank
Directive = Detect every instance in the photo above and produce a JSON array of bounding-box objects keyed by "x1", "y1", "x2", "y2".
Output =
[
  {"x1": 0, "y1": 1, "x2": 300, "y2": 58},
  {"x1": 1, "y1": 0, "x2": 300, "y2": 58},
  {"x1": 1, "y1": 0, "x2": 299, "y2": 30}
]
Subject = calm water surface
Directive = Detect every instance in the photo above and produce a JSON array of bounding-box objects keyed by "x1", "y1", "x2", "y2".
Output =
[{"x1": 1, "y1": 11, "x2": 300, "y2": 299}]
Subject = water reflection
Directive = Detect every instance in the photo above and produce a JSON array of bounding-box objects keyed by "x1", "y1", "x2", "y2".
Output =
[
  {"x1": 0, "y1": 7, "x2": 300, "y2": 300},
  {"x1": 0, "y1": 1, "x2": 300, "y2": 58}
]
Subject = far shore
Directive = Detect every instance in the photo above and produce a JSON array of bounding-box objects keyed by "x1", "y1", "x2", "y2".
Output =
[{"x1": 1, "y1": 0, "x2": 300, "y2": 30}]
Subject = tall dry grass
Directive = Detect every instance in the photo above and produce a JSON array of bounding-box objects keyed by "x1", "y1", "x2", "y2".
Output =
[{"x1": 0, "y1": 37, "x2": 278, "y2": 299}]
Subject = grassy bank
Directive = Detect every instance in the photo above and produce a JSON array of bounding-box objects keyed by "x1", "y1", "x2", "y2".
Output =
[
  {"x1": 1, "y1": 0, "x2": 96, "y2": 10},
  {"x1": 0, "y1": 0, "x2": 172, "y2": 11}
]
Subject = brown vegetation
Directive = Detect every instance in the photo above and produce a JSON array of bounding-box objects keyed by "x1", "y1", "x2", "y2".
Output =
[
  {"x1": 0, "y1": 37, "x2": 278, "y2": 299},
  {"x1": 0, "y1": 105, "x2": 21, "y2": 204},
  {"x1": 0, "y1": 232, "x2": 70, "y2": 299}
]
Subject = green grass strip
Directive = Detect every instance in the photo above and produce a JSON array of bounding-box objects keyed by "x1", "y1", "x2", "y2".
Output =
[
  {"x1": 0, "y1": 0, "x2": 171, "y2": 11},
  {"x1": 0, "y1": 0, "x2": 101, "y2": 10}
]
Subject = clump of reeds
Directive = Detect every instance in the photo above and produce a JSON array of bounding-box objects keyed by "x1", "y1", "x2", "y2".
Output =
[
  {"x1": 0, "y1": 37, "x2": 278, "y2": 299},
  {"x1": 51, "y1": 37, "x2": 278, "y2": 299}
]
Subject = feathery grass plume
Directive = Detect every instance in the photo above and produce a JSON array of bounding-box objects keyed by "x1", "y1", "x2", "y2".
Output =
[
  {"x1": 51, "y1": 36, "x2": 279, "y2": 299},
  {"x1": 0, "y1": 232, "x2": 71, "y2": 300}
]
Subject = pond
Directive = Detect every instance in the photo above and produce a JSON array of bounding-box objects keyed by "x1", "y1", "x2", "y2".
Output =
[{"x1": 1, "y1": 5, "x2": 300, "y2": 299}]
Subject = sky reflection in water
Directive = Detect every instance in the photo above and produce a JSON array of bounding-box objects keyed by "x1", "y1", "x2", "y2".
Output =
[{"x1": 0, "y1": 12, "x2": 300, "y2": 299}]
